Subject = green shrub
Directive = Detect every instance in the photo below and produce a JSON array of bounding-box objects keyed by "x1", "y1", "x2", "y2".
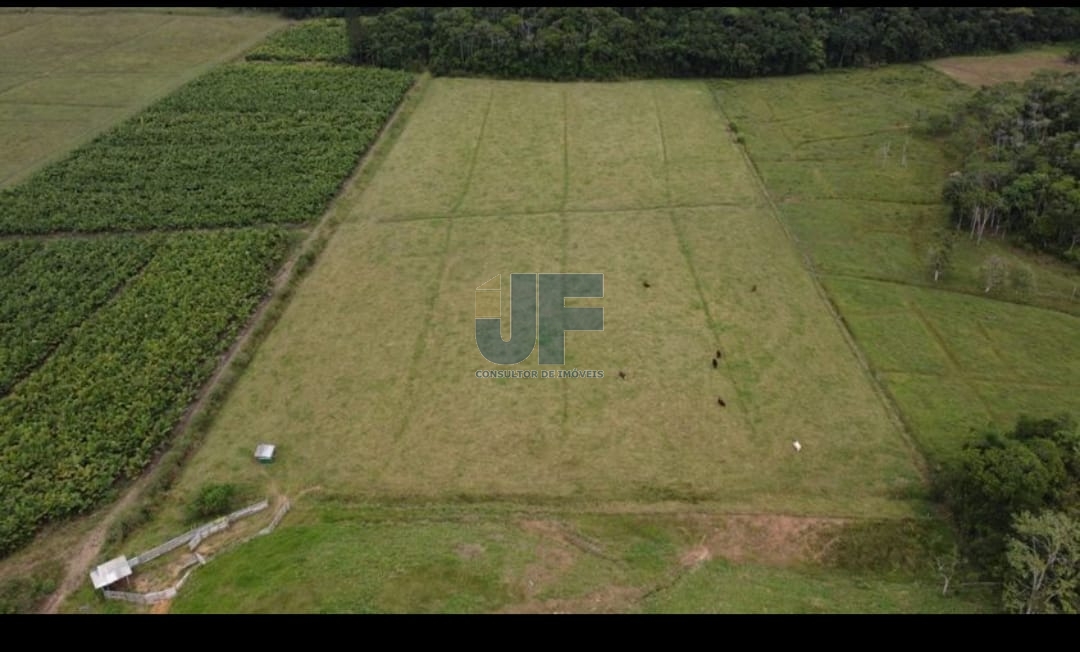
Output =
[
  {"x1": 187, "y1": 483, "x2": 243, "y2": 523},
  {"x1": 1066, "y1": 42, "x2": 1080, "y2": 63},
  {"x1": 0, "y1": 561, "x2": 64, "y2": 614}
]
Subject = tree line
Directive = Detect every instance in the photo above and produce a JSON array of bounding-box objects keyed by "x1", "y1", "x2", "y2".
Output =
[
  {"x1": 327, "y1": 7, "x2": 1080, "y2": 80},
  {"x1": 233, "y1": 7, "x2": 347, "y2": 19},
  {"x1": 933, "y1": 72, "x2": 1080, "y2": 266}
]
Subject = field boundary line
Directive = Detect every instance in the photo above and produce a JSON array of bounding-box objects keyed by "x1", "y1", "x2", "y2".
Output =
[
  {"x1": 69, "y1": 14, "x2": 183, "y2": 66},
  {"x1": 0, "y1": 223, "x2": 309, "y2": 242},
  {"x1": 379, "y1": 201, "x2": 750, "y2": 224},
  {"x1": 792, "y1": 196, "x2": 942, "y2": 207},
  {"x1": 883, "y1": 369, "x2": 1080, "y2": 391},
  {"x1": 707, "y1": 81, "x2": 930, "y2": 481},
  {"x1": 776, "y1": 196, "x2": 943, "y2": 207},
  {"x1": 792, "y1": 126, "x2": 911, "y2": 149},
  {"x1": 821, "y1": 272, "x2": 1080, "y2": 320},
  {"x1": 297, "y1": 501, "x2": 893, "y2": 522},
  {"x1": 0, "y1": 99, "x2": 130, "y2": 109}
]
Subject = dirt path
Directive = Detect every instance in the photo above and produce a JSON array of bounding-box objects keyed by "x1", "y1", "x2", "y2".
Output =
[{"x1": 38, "y1": 475, "x2": 148, "y2": 613}]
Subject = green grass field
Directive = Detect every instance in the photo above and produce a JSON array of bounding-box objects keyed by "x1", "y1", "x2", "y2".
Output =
[
  {"x1": 0, "y1": 7, "x2": 284, "y2": 188},
  {"x1": 150, "y1": 78, "x2": 923, "y2": 518},
  {"x1": 720, "y1": 65, "x2": 1080, "y2": 466},
  {"x1": 157, "y1": 501, "x2": 989, "y2": 614}
]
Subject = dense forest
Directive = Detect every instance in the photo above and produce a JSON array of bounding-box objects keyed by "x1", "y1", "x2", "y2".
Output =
[
  {"x1": 936, "y1": 73, "x2": 1080, "y2": 265},
  {"x1": 329, "y1": 7, "x2": 1080, "y2": 79}
]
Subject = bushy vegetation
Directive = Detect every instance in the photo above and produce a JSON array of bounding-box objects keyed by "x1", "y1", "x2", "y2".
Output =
[
  {"x1": 0, "y1": 230, "x2": 293, "y2": 556},
  {"x1": 1067, "y1": 43, "x2": 1080, "y2": 64},
  {"x1": 937, "y1": 414, "x2": 1080, "y2": 612},
  {"x1": 936, "y1": 73, "x2": 1080, "y2": 265},
  {"x1": 344, "y1": 7, "x2": 1080, "y2": 80},
  {"x1": 0, "y1": 561, "x2": 64, "y2": 614},
  {"x1": 187, "y1": 483, "x2": 245, "y2": 523},
  {"x1": 1002, "y1": 510, "x2": 1080, "y2": 614},
  {"x1": 0, "y1": 64, "x2": 414, "y2": 234},
  {"x1": 245, "y1": 18, "x2": 348, "y2": 63},
  {"x1": 0, "y1": 237, "x2": 159, "y2": 394}
]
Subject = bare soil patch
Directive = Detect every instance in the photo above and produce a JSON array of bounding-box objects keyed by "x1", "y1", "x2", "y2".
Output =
[
  {"x1": 931, "y1": 51, "x2": 1080, "y2": 87},
  {"x1": 694, "y1": 514, "x2": 847, "y2": 567}
]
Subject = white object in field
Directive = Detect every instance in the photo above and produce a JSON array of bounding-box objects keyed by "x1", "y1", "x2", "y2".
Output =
[
  {"x1": 793, "y1": 440, "x2": 802, "y2": 452},
  {"x1": 254, "y1": 443, "x2": 276, "y2": 462}
]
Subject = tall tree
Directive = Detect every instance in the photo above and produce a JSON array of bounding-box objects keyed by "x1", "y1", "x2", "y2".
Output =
[
  {"x1": 1003, "y1": 511, "x2": 1080, "y2": 614},
  {"x1": 928, "y1": 229, "x2": 957, "y2": 282}
]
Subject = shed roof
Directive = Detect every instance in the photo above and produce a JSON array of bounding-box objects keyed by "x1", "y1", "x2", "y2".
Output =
[
  {"x1": 254, "y1": 443, "x2": 276, "y2": 460},
  {"x1": 90, "y1": 556, "x2": 132, "y2": 590}
]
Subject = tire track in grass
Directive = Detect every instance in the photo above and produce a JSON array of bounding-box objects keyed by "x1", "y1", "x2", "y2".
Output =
[
  {"x1": 791, "y1": 126, "x2": 912, "y2": 150},
  {"x1": 651, "y1": 83, "x2": 756, "y2": 439},
  {"x1": 904, "y1": 296, "x2": 997, "y2": 420},
  {"x1": 885, "y1": 369, "x2": 1080, "y2": 391},
  {"x1": 451, "y1": 85, "x2": 495, "y2": 215},
  {"x1": 0, "y1": 15, "x2": 50, "y2": 39},
  {"x1": 559, "y1": 212, "x2": 571, "y2": 445},
  {"x1": 560, "y1": 86, "x2": 570, "y2": 212},
  {"x1": 389, "y1": 217, "x2": 453, "y2": 448},
  {"x1": 379, "y1": 201, "x2": 750, "y2": 224},
  {"x1": 389, "y1": 84, "x2": 493, "y2": 448},
  {"x1": 559, "y1": 86, "x2": 571, "y2": 441}
]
